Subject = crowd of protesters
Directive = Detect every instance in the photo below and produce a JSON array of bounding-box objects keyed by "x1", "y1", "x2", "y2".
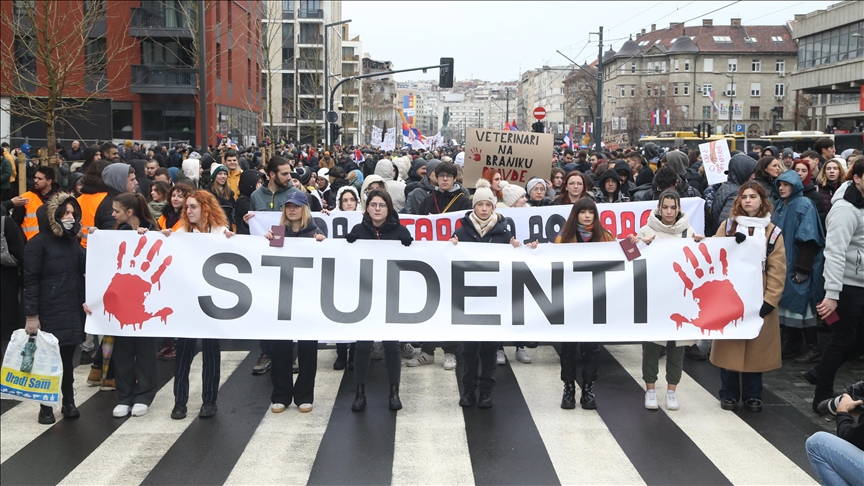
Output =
[{"x1": 1, "y1": 135, "x2": 861, "y2": 482}]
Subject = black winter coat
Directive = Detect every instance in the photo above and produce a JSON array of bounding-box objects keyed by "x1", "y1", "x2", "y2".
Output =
[
  {"x1": 347, "y1": 216, "x2": 413, "y2": 244},
  {"x1": 283, "y1": 221, "x2": 323, "y2": 239},
  {"x1": 418, "y1": 188, "x2": 471, "y2": 215},
  {"x1": 801, "y1": 181, "x2": 828, "y2": 227},
  {"x1": 453, "y1": 213, "x2": 513, "y2": 244},
  {"x1": 23, "y1": 193, "x2": 86, "y2": 346}
]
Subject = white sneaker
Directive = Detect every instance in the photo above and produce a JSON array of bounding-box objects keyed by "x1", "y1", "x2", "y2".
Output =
[
  {"x1": 666, "y1": 390, "x2": 680, "y2": 410},
  {"x1": 112, "y1": 404, "x2": 131, "y2": 418},
  {"x1": 644, "y1": 390, "x2": 658, "y2": 410},
  {"x1": 298, "y1": 403, "x2": 313, "y2": 413},
  {"x1": 496, "y1": 349, "x2": 506, "y2": 365},
  {"x1": 131, "y1": 403, "x2": 149, "y2": 417},
  {"x1": 401, "y1": 343, "x2": 419, "y2": 359},
  {"x1": 443, "y1": 353, "x2": 457, "y2": 371},
  {"x1": 406, "y1": 352, "x2": 434, "y2": 367},
  {"x1": 271, "y1": 403, "x2": 287, "y2": 413},
  {"x1": 515, "y1": 348, "x2": 532, "y2": 364},
  {"x1": 370, "y1": 342, "x2": 384, "y2": 360}
]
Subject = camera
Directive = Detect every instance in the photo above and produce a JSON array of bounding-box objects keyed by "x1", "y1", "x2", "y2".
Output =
[{"x1": 816, "y1": 381, "x2": 864, "y2": 416}]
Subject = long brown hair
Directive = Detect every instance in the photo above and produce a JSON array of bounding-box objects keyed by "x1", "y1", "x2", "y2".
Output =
[
  {"x1": 816, "y1": 159, "x2": 845, "y2": 187},
  {"x1": 362, "y1": 189, "x2": 396, "y2": 226},
  {"x1": 557, "y1": 198, "x2": 613, "y2": 243},
  {"x1": 556, "y1": 171, "x2": 592, "y2": 204},
  {"x1": 180, "y1": 189, "x2": 229, "y2": 232},
  {"x1": 727, "y1": 181, "x2": 773, "y2": 234},
  {"x1": 113, "y1": 193, "x2": 159, "y2": 230}
]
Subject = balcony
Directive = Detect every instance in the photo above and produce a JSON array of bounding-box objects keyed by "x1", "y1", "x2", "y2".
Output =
[
  {"x1": 342, "y1": 54, "x2": 360, "y2": 62},
  {"x1": 130, "y1": 65, "x2": 197, "y2": 95},
  {"x1": 297, "y1": 8, "x2": 324, "y2": 20},
  {"x1": 298, "y1": 34, "x2": 323, "y2": 45},
  {"x1": 297, "y1": 85, "x2": 324, "y2": 96},
  {"x1": 297, "y1": 59, "x2": 323, "y2": 70},
  {"x1": 129, "y1": 7, "x2": 193, "y2": 39}
]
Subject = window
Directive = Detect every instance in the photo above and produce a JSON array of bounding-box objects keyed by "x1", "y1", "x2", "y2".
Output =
[
  {"x1": 13, "y1": 0, "x2": 34, "y2": 15},
  {"x1": 84, "y1": 0, "x2": 106, "y2": 14},
  {"x1": 713, "y1": 36, "x2": 732, "y2": 42},
  {"x1": 750, "y1": 106, "x2": 760, "y2": 119},
  {"x1": 674, "y1": 59, "x2": 679, "y2": 71},
  {"x1": 661, "y1": 61, "x2": 666, "y2": 72},
  {"x1": 728, "y1": 59, "x2": 737, "y2": 72},
  {"x1": 702, "y1": 106, "x2": 712, "y2": 119},
  {"x1": 654, "y1": 61, "x2": 660, "y2": 73},
  {"x1": 85, "y1": 38, "x2": 106, "y2": 77},
  {"x1": 683, "y1": 83, "x2": 690, "y2": 95},
  {"x1": 630, "y1": 85, "x2": 635, "y2": 97},
  {"x1": 620, "y1": 86, "x2": 625, "y2": 97},
  {"x1": 775, "y1": 106, "x2": 784, "y2": 118},
  {"x1": 631, "y1": 61, "x2": 636, "y2": 74},
  {"x1": 726, "y1": 83, "x2": 737, "y2": 96},
  {"x1": 673, "y1": 83, "x2": 679, "y2": 95},
  {"x1": 684, "y1": 58, "x2": 690, "y2": 71},
  {"x1": 638, "y1": 40, "x2": 649, "y2": 46},
  {"x1": 776, "y1": 59, "x2": 785, "y2": 72},
  {"x1": 702, "y1": 83, "x2": 712, "y2": 96},
  {"x1": 774, "y1": 83, "x2": 785, "y2": 97},
  {"x1": 703, "y1": 58, "x2": 713, "y2": 72},
  {"x1": 744, "y1": 37, "x2": 757, "y2": 43},
  {"x1": 771, "y1": 36, "x2": 783, "y2": 42},
  {"x1": 750, "y1": 82, "x2": 761, "y2": 96},
  {"x1": 559, "y1": 103, "x2": 565, "y2": 110},
  {"x1": 752, "y1": 59, "x2": 761, "y2": 72},
  {"x1": 282, "y1": 0, "x2": 294, "y2": 14}
]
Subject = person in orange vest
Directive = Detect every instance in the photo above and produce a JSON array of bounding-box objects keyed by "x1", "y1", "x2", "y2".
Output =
[
  {"x1": 223, "y1": 150, "x2": 243, "y2": 201},
  {"x1": 13, "y1": 166, "x2": 57, "y2": 241},
  {"x1": 76, "y1": 159, "x2": 111, "y2": 249}
]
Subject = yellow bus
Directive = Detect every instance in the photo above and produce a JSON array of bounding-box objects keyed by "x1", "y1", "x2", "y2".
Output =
[
  {"x1": 761, "y1": 131, "x2": 835, "y2": 153},
  {"x1": 637, "y1": 132, "x2": 761, "y2": 152}
]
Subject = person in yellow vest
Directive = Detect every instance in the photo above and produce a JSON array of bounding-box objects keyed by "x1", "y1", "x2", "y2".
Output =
[
  {"x1": 13, "y1": 166, "x2": 57, "y2": 241},
  {"x1": 223, "y1": 149, "x2": 243, "y2": 201},
  {"x1": 76, "y1": 160, "x2": 111, "y2": 249}
]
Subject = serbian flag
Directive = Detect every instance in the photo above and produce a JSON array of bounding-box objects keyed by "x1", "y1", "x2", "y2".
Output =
[
  {"x1": 564, "y1": 126, "x2": 574, "y2": 150},
  {"x1": 402, "y1": 124, "x2": 426, "y2": 148},
  {"x1": 511, "y1": 119, "x2": 519, "y2": 131},
  {"x1": 710, "y1": 89, "x2": 719, "y2": 112},
  {"x1": 354, "y1": 148, "x2": 364, "y2": 162},
  {"x1": 504, "y1": 121, "x2": 513, "y2": 131}
]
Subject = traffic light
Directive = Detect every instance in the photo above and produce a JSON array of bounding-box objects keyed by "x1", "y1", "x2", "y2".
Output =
[
  {"x1": 532, "y1": 121, "x2": 544, "y2": 133},
  {"x1": 439, "y1": 58, "x2": 454, "y2": 89},
  {"x1": 693, "y1": 125, "x2": 701, "y2": 137},
  {"x1": 331, "y1": 124, "x2": 342, "y2": 144}
]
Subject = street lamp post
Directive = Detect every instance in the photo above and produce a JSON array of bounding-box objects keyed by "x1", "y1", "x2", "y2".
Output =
[
  {"x1": 324, "y1": 18, "x2": 351, "y2": 148},
  {"x1": 714, "y1": 71, "x2": 735, "y2": 134}
]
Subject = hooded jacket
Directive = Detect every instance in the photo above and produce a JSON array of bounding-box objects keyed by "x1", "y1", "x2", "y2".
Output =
[
  {"x1": 22, "y1": 193, "x2": 86, "y2": 346},
  {"x1": 182, "y1": 159, "x2": 201, "y2": 187},
  {"x1": 94, "y1": 163, "x2": 132, "y2": 230},
  {"x1": 593, "y1": 169, "x2": 630, "y2": 203},
  {"x1": 346, "y1": 214, "x2": 413, "y2": 244},
  {"x1": 404, "y1": 176, "x2": 436, "y2": 215},
  {"x1": 250, "y1": 181, "x2": 301, "y2": 212},
  {"x1": 771, "y1": 170, "x2": 825, "y2": 314},
  {"x1": 326, "y1": 178, "x2": 351, "y2": 209},
  {"x1": 375, "y1": 159, "x2": 407, "y2": 212},
  {"x1": 822, "y1": 181, "x2": 864, "y2": 300},
  {"x1": 613, "y1": 159, "x2": 636, "y2": 196},
  {"x1": 453, "y1": 212, "x2": 513, "y2": 244},
  {"x1": 419, "y1": 182, "x2": 471, "y2": 215},
  {"x1": 711, "y1": 154, "x2": 757, "y2": 229},
  {"x1": 235, "y1": 170, "x2": 264, "y2": 235},
  {"x1": 282, "y1": 220, "x2": 323, "y2": 239}
]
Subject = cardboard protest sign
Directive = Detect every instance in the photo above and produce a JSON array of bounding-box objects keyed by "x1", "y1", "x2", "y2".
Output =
[
  {"x1": 463, "y1": 128, "x2": 553, "y2": 189},
  {"x1": 699, "y1": 139, "x2": 731, "y2": 185}
]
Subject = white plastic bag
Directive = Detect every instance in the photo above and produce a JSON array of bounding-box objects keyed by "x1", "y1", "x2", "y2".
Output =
[{"x1": 1, "y1": 329, "x2": 63, "y2": 405}]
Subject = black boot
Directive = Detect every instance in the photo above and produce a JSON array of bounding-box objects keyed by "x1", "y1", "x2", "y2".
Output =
[
  {"x1": 794, "y1": 327, "x2": 823, "y2": 364},
  {"x1": 61, "y1": 396, "x2": 80, "y2": 419},
  {"x1": 478, "y1": 391, "x2": 493, "y2": 409},
  {"x1": 389, "y1": 384, "x2": 402, "y2": 411},
  {"x1": 580, "y1": 382, "x2": 597, "y2": 410},
  {"x1": 351, "y1": 384, "x2": 366, "y2": 411},
  {"x1": 782, "y1": 327, "x2": 804, "y2": 359},
  {"x1": 459, "y1": 389, "x2": 476, "y2": 407},
  {"x1": 684, "y1": 344, "x2": 708, "y2": 361},
  {"x1": 38, "y1": 405, "x2": 55, "y2": 425},
  {"x1": 561, "y1": 381, "x2": 576, "y2": 409}
]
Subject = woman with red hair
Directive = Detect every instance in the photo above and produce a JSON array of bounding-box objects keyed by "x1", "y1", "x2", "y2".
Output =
[
  {"x1": 481, "y1": 167, "x2": 504, "y2": 200},
  {"x1": 792, "y1": 159, "x2": 828, "y2": 225}
]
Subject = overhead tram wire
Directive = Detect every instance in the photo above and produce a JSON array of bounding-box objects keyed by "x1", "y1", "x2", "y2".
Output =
[
  {"x1": 609, "y1": 1, "x2": 664, "y2": 32},
  {"x1": 743, "y1": 1, "x2": 806, "y2": 24}
]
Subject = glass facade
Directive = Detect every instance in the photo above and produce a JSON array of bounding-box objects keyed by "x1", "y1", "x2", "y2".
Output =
[{"x1": 798, "y1": 20, "x2": 864, "y2": 69}]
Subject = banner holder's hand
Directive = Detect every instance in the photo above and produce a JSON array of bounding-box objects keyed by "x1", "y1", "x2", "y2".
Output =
[
  {"x1": 243, "y1": 212, "x2": 255, "y2": 223},
  {"x1": 223, "y1": 229, "x2": 235, "y2": 238},
  {"x1": 82, "y1": 303, "x2": 92, "y2": 315},
  {"x1": 510, "y1": 236, "x2": 521, "y2": 248},
  {"x1": 450, "y1": 236, "x2": 459, "y2": 246},
  {"x1": 161, "y1": 229, "x2": 172, "y2": 237},
  {"x1": 314, "y1": 233, "x2": 326, "y2": 242},
  {"x1": 693, "y1": 234, "x2": 705, "y2": 242},
  {"x1": 137, "y1": 227, "x2": 149, "y2": 235},
  {"x1": 525, "y1": 239, "x2": 539, "y2": 249}
]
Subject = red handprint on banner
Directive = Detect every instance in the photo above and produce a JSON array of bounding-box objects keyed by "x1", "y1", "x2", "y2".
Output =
[
  {"x1": 670, "y1": 242, "x2": 744, "y2": 335},
  {"x1": 103, "y1": 236, "x2": 173, "y2": 330},
  {"x1": 470, "y1": 147, "x2": 482, "y2": 162}
]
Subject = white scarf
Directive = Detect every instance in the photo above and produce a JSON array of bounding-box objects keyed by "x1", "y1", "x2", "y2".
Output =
[{"x1": 733, "y1": 214, "x2": 771, "y2": 264}]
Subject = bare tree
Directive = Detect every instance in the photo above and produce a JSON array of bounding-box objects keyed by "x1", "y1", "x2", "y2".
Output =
[
  {"x1": 793, "y1": 91, "x2": 812, "y2": 131},
  {"x1": 563, "y1": 68, "x2": 596, "y2": 128},
  {"x1": 258, "y1": 2, "x2": 284, "y2": 142},
  {"x1": 0, "y1": 0, "x2": 136, "y2": 163}
]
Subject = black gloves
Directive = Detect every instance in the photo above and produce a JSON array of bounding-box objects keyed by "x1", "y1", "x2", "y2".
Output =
[
  {"x1": 346, "y1": 233, "x2": 357, "y2": 243},
  {"x1": 734, "y1": 232, "x2": 747, "y2": 244},
  {"x1": 400, "y1": 235, "x2": 413, "y2": 247},
  {"x1": 791, "y1": 272, "x2": 810, "y2": 284},
  {"x1": 759, "y1": 302, "x2": 775, "y2": 318}
]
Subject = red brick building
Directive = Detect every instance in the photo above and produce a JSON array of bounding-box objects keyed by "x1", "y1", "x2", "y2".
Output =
[{"x1": 1, "y1": 0, "x2": 262, "y2": 148}]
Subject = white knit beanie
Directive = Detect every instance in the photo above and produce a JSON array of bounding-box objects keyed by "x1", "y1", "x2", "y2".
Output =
[
  {"x1": 526, "y1": 177, "x2": 546, "y2": 194},
  {"x1": 499, "y1": 181, "x2": 525, "y2": 207},
  {"x1": 472, "y1": 179, "x2": 497, "y2": 207}
]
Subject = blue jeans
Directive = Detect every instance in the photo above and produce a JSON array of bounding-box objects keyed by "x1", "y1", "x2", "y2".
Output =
[
  {"x1": 719, "y1": 369, "x2": 762, "y2": 402},
  {"x1": 806, "y1": 431, "x2": 864, "y2": 486}
]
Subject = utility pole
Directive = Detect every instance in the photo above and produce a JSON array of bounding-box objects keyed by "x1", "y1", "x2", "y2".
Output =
[
  {"x1": 505, "y1": 86, "x2": 510, "y2": 124},
  {"x1": 594, "y1": 26, "x2": 603, "y2": 153},
  {"x1": 324, "y1": 18, "x2": 352, "y2": 149},
  {"x1": 197, "y1": 0, "x2": 207, "y2": 148}
]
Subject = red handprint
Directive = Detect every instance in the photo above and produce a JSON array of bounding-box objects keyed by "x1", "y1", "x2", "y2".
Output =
[
  {"x1": 669, "y1": 242, "x2": 744, "y2": 335},
  {"x1": 103, "y1": 236, "x2": 173, "y2": 330},
  {"x1": 470, "y1": 147, "x2": 482, "y2": 162}
]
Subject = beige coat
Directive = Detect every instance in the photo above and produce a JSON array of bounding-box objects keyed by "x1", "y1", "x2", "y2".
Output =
[{"x1": 710, "y1": 221, "x2": 786, "y2": 373}]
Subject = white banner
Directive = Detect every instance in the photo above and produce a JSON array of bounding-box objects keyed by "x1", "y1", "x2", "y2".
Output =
[
  {"x1": 250, "y1": 199, "x2": 705, "y2": 242},
  {"x1": 370, "y1": 126, "x2": 383, "y2": 147},
  {"x1": 85, "y1": 232, "x2": 763, "y2": 341},
  {"x1": 699, "y1": 139, "x2": 732, "y2": 185},
  {"x1": 381, "y1": 128, "x2": 396, "y2": 151}
]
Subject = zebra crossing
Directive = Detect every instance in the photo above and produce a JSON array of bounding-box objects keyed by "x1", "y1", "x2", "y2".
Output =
[{"x1": 1, "y1": 342, "x2": 823, "y2": 485}]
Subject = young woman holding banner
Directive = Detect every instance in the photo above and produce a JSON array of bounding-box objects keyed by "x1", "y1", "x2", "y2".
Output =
[
  {"x1": 263, "y1": 191, "x2": 325, "y2": 414},
  {"x1": 345, "y1": 189, "x2": 413, "y2": 412},
  {"x1": 450, "y1": 179, "x2": 537, "y2": 409},
  {"x1": 554, "y1": 172, "x2": 594, "y2": 205},
  {"x1": 711, "y1": 181, "x2": 786, "y2": 412},
  {"x1": 629, "y1": 189, "x2": 704, "y2": 411},
  {"x1": 554, "y1": 198, "x2": 614, "y2": 410}
]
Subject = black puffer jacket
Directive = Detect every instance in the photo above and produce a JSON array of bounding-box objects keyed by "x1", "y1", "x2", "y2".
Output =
[
  {"x1": 283, "y1": 220, "x2": 323, "y2": 239},
  {"x1": 453, "y1": 212, "x2": 513, "y2": 244},
  {"x1": 235, "y1": 170, "x2": 263, "y2": 235},
  {"x1": 347, "y1": 215, "x2": 413, "y2": 245},
  {"x1": 22, "y1": 193, "x2": 86, "y2": 346}
]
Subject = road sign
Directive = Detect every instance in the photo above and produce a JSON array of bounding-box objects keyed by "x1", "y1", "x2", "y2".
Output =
[
  {"x1": 533, "y1": 107, "x2": 546, "y2": 120},
  {"x1": 326, "y1": 111, "x2": 339, "y2": 123},
  {"x1": 735, "y1": 123, "x2": 745, "y2": 133}
]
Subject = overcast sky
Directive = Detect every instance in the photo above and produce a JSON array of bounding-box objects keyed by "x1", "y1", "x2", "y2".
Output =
[{"x1": 342, "y1": 0, "x2": 837, "y2": 82}]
